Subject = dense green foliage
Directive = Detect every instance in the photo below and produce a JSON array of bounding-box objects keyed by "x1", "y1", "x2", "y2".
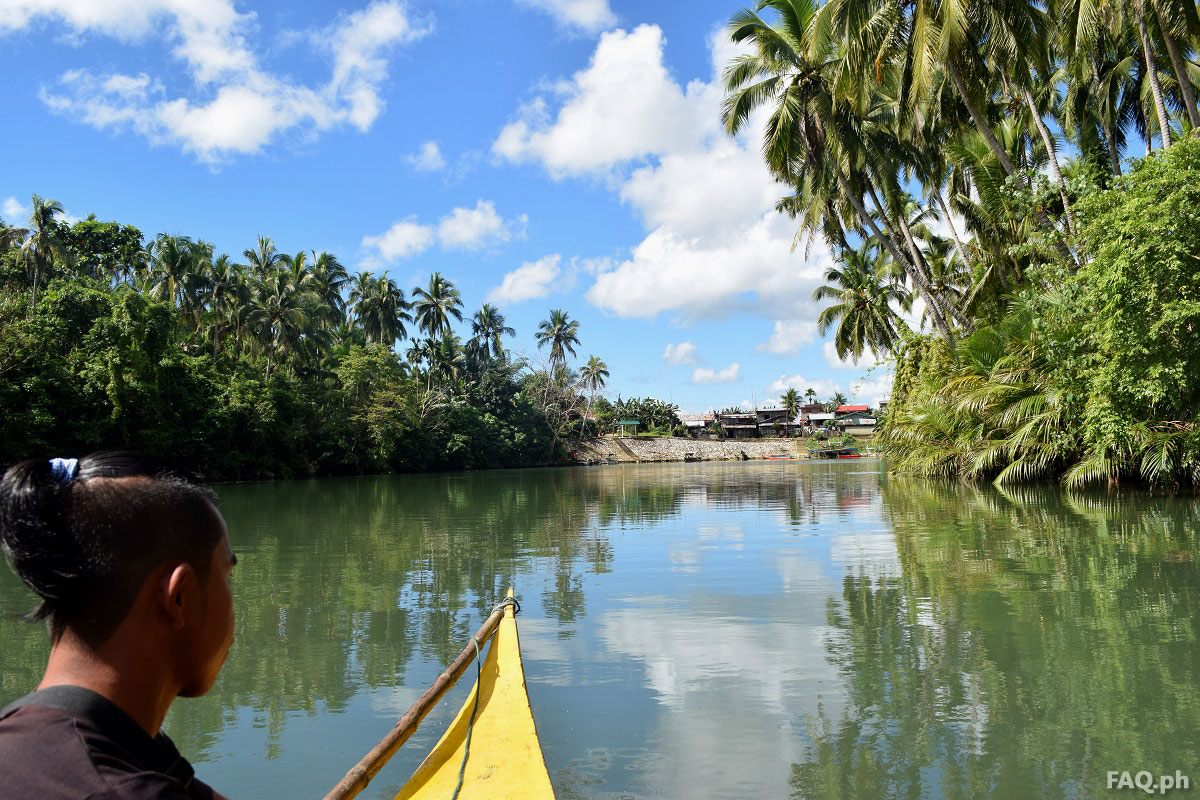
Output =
[
  {"x1": 725, "y1": 0, "x2": 1200, "y2": 485},
  {"x1": 878, "y1": 140, "x2": 1200, "y2": 485},
  {"x1": 0, "y1": 209, "x2": 611, "y2": 478}
]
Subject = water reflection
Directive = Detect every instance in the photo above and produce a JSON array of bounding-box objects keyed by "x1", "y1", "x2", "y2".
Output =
[
  {"x1": 790, "y1": 479, "x2": 1200, "y2": 799},
  {"x1": 0, "y1": 463, "x2": 1197, "y2": 799}
]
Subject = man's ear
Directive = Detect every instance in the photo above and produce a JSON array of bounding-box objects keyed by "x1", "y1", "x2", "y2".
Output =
[{"x1": 162, "y1": 563, "x2": 198, "y2": 630}]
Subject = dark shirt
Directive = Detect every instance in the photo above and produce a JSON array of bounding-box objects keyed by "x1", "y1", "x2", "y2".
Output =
[{"x1": 0, "y1": 685, "x2": 216, "y2": 800}]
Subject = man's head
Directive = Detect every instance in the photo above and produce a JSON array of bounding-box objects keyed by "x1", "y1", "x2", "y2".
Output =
[{"x1": 0, "y1": 451, "x2": 235, "y2": 695}]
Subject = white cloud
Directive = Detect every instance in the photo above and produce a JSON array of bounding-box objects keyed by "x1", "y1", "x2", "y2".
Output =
[
  {"x1": 437, "y1": 200, "x2": 514, "y2": 250},
  {"x1": 492, "y1": 25, "x2": 713, "y2": 176},
  {"x1": 406, "y1": 140, "x2": 445, "y2": 171},
  {"x1": 362, "y1": 200, "x2": 524, "y2": 266},
  {"x1": 487, "y1": 254, "x2": 561, "y2": 304},
  {"x1": 360, "y1": 219, "x2": 435, "y2": 265},
  {"x1": 495, "y1": 26, "x2": 835, "y2": 328},
  {"x1": 514, "y1": 0, "x2": 616, "y2": 33},
  {"x1": 10, "y1": 0, "x2": 431, "y2": 163},
  {"x1": 2, "y1": 196, "x2": 28, "y2": 222},
  {"x1": 850, "y1": 373, "x2": 894, "y2": 406},
  {"x1": 691, "y1": 363, "x2": 740, "y2": 385},
  {"x1": 767, "y1": 374, "x2": 843, "y2": 401},
  {"x1": 757, "y1": 320, "x2": 818, "y2": 355},
  {"x1": 663, "y1": 341, "x2": 698, "y2": 366},
  {"x1": 823, "y1": 341, "x2": 884, "y2": 370}
]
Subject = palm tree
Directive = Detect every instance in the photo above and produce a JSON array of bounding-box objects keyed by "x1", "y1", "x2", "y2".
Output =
[
  {"x1": 535, "y1": 308, "x2": 580, "y2": 368},
  {"x1": 804, "y1": 387, "x2": 817, "y2": 406},
  {"x1": 201, "y1": 253, "x2": 246, "y2": 358},
  {"x1": 412, "y1": 272, "x2": 464, "y2": 337},
  {"x1": 579, "y1": 355, "x2": 609, "y2": 429},
  {"x1": 722, "y1": 0, "x2": 960, "y2": 338},
  {"x1": 350, "y1": 272, "x2": 411, "y2": 346},
  {"x1": 19, "y1": 194, "x2": 72, "y2": 313},
  {"x1": 470, "y1": 303, "x2": 516, "y2": 359},
  {"x1": 781, "y1": 388, "x2": 801, "y2": 436},
  {"x1": 310, "y1": 251, "x2": 349, "y2": 329},
  {"x1": 245, "y1": 271, "x2": 310, "y2": 380},
  {"x1": 242, "y1": 235, "x2": 287, "y2": 277},
  {"x1": 813, "y1": 244, "x2": 913, "y2": 361},
  {"x1": 147, "y1": 234, "x2": 206, "y2": 312}
]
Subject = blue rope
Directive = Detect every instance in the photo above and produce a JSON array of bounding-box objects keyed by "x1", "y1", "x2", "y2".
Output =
[
  {"x1": 449, "y1": 597, "x2": 520, "y2": 800},
  {"x1": 449, "y1": 636, "x2": 482, "y2": 800}
]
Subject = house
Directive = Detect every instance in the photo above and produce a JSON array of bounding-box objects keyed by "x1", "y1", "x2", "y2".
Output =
[
  {"x1": 678, "y1": 413, "x2": 715, "y2": 437},
  {"x1": 755, "y1": 407, "x2": 799, "y2": 436},
  {"x1": 798, "y1": 403, "x2": 825, "y2": 419},
  {"x1": 834, "y1": 404, "x2": 870, "y2": 415},
  {"x1": 717, "y1": 411, "x2": 759, "y2": 439}
]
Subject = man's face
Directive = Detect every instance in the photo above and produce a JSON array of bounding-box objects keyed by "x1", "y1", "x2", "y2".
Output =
[{"x1": 180, "y1": 509, "x2": 236, "y2": 697}]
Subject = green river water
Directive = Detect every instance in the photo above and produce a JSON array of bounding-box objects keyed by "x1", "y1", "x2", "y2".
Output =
[{"x1": 2, "y1": 460, "x2": 1199, "y2": 798}]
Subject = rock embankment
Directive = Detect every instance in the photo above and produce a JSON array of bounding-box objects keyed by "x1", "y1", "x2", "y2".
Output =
[{"x1": 573, "y1": 437, "x2": 808, "y2": 463}]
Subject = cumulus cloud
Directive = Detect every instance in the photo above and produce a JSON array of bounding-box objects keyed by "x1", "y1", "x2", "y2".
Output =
[
  {"x1": 691, "y1": 363, "x2": 740, "y2": 385},
  {"x1": 487, "y1": 254, "x2": 562, "y2": 304},
  {"x1": 850, "y1": 373, "x2": 894, "y2": 406},
  {"x1": 823, "y1": 342, "x2": 885, "y2": 370},
  {"x1": 360, "y1": 219, "x2": 435, "y2": 266},
  {"x1": 767, "y1": 374, "x2": 843, "y2": 401},
  {"x1": 2, "y1": 196, "x2": 28, "y2": 222},
  {"x1": 514, "y1": 0, "x2": 616, "y2": 33},
  {"x1": 9, "y1": 0, "x2": 431, "y2": 163},
  {"x1": 663, "y1": 341, "x2": 698, "y2": 366},
  {"x1": 437, "y1": 200, "x2": 516, "y2": 250},
  {"x1": 361, "y1": 200, "x2": 524, "y2": 266},
  {"x1": 406, "y1": 140, "x2": 445, "y2": 171},
  {"x1": 757, "y1": 320, "x2": 819, "y2": 355},
  {"x1": 493, "y1": 25, "x2": 713, "y2": 176},
  {"x1": 494, "y1": 26, "x2": 835, "y2": 326}
]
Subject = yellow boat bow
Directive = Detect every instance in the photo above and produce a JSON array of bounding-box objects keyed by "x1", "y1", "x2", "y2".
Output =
[{"x1": 395, "y1": 592, "x2": 555, "y2": 799}]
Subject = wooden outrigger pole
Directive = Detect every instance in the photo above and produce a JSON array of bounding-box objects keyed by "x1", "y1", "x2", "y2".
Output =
[{"x1": 323, "y1": 600, "x2": 511, "y2": 800}]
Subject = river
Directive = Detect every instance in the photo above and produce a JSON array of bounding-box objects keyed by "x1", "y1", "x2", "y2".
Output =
[{"x1": 2, "y1": 460, "x2": 1198, "y2": 798}]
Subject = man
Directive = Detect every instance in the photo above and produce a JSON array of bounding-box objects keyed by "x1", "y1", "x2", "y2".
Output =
[{"x1": 0, "y1": 452, "x2": 235, "y2": 799}]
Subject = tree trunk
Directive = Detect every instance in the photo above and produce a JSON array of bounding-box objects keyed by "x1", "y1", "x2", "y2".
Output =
[
  {"x1": 1135, "y1": 0, "x2": 1173, "y2": 147},
  {"x1": 933, "y1": 188, "x2": 975, "y2": 272},
  {"x1": 1091, "y1": 58, "x2": 1124, "y2": 174},
  {"x1": 866, "y1": 183, "x2": 975, "y2": 334},
  {"x1": 1153, "y1": 2, "x2": 1200, "y2": 131},
  {"x1": 1021, "y1": 90, "x2": 1078, "y2": 236},
  {"x1": 948, "y1": 60, "x2": 1077, "y2": 267},
  {"x1": 835, "y1": 167, "x2": 954, "y2": 340},
  {"x1": 949, "y1": 60, "x2": 1019, "y2": 175}
]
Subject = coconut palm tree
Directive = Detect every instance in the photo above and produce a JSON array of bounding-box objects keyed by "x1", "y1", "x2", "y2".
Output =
[
  {"x1": 579, "y1": 355, "x2": 609, "y2": 428},
  {"x1": 19, "y1": 195, "x2": 73, "y2": 313},
  {"x1": 780, "y1": 388, "x2": 801, "y2": 436},
  {"x1": 243, "y1": 235, "x2": 287, "y2": 277},
  {"x1": 412, "y1": 272, "x2": 464, "y2": 337},
  {"x1": 245, "y1": 271, "x2": 312, "y2": 379},
  {"x1": 350, "y1": 273, "x2": 411, "y2": 346},
  {"x1": 535, "y1": 308, "x2": 580, "y2": 368},
  {"x1": 470, "y1": 303, "x2": 516, "y2": 359},
  {"x1": 814, "y1": 244, "x2": 913, "y2": 361}
]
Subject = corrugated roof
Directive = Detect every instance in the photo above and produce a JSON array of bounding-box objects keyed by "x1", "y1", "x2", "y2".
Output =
[{"x1": 835, "y1": 404, "x2": 870, "y2": 413}]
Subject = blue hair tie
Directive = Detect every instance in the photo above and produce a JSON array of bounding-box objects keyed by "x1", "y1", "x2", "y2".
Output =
[{"x1": 49, "y1": 458, "x2": 79, "y2": 485}]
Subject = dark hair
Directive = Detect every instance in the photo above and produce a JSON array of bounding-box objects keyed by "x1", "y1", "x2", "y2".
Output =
[{"x1": 0, "y1": 452, "x2": 223, "y2": 644}]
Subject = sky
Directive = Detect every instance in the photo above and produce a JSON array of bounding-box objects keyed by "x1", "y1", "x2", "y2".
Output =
[{"x1": 0, "y1": 0, "x2": 898, "y2": 412}]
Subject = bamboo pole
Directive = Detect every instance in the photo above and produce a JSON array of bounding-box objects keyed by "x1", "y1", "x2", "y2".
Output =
[{"x1": 323, "y1": 602, "x2": 509, "y2": 800}]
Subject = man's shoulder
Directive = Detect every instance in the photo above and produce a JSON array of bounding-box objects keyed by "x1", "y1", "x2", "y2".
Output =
[
  {"x1": 0, "y1": 704, "x2": 109, "y2": 797},
  {"x1": 0, "y1": 703, "x2": 209, "y2": 800}
]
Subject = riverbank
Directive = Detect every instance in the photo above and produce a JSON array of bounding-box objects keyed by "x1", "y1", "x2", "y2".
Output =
[{"x1": 572, "y1": 436, "x2": 871, "y2": 463}]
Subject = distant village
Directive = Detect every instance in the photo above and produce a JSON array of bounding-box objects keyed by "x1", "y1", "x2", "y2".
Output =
[{"x1": 643, "y1": 403, "x2": 882, "y2": 439}]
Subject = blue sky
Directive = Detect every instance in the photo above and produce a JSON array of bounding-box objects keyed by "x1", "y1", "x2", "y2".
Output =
[{"x1": 0, "y1": 0, "x2": 895, "y2": 412}]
